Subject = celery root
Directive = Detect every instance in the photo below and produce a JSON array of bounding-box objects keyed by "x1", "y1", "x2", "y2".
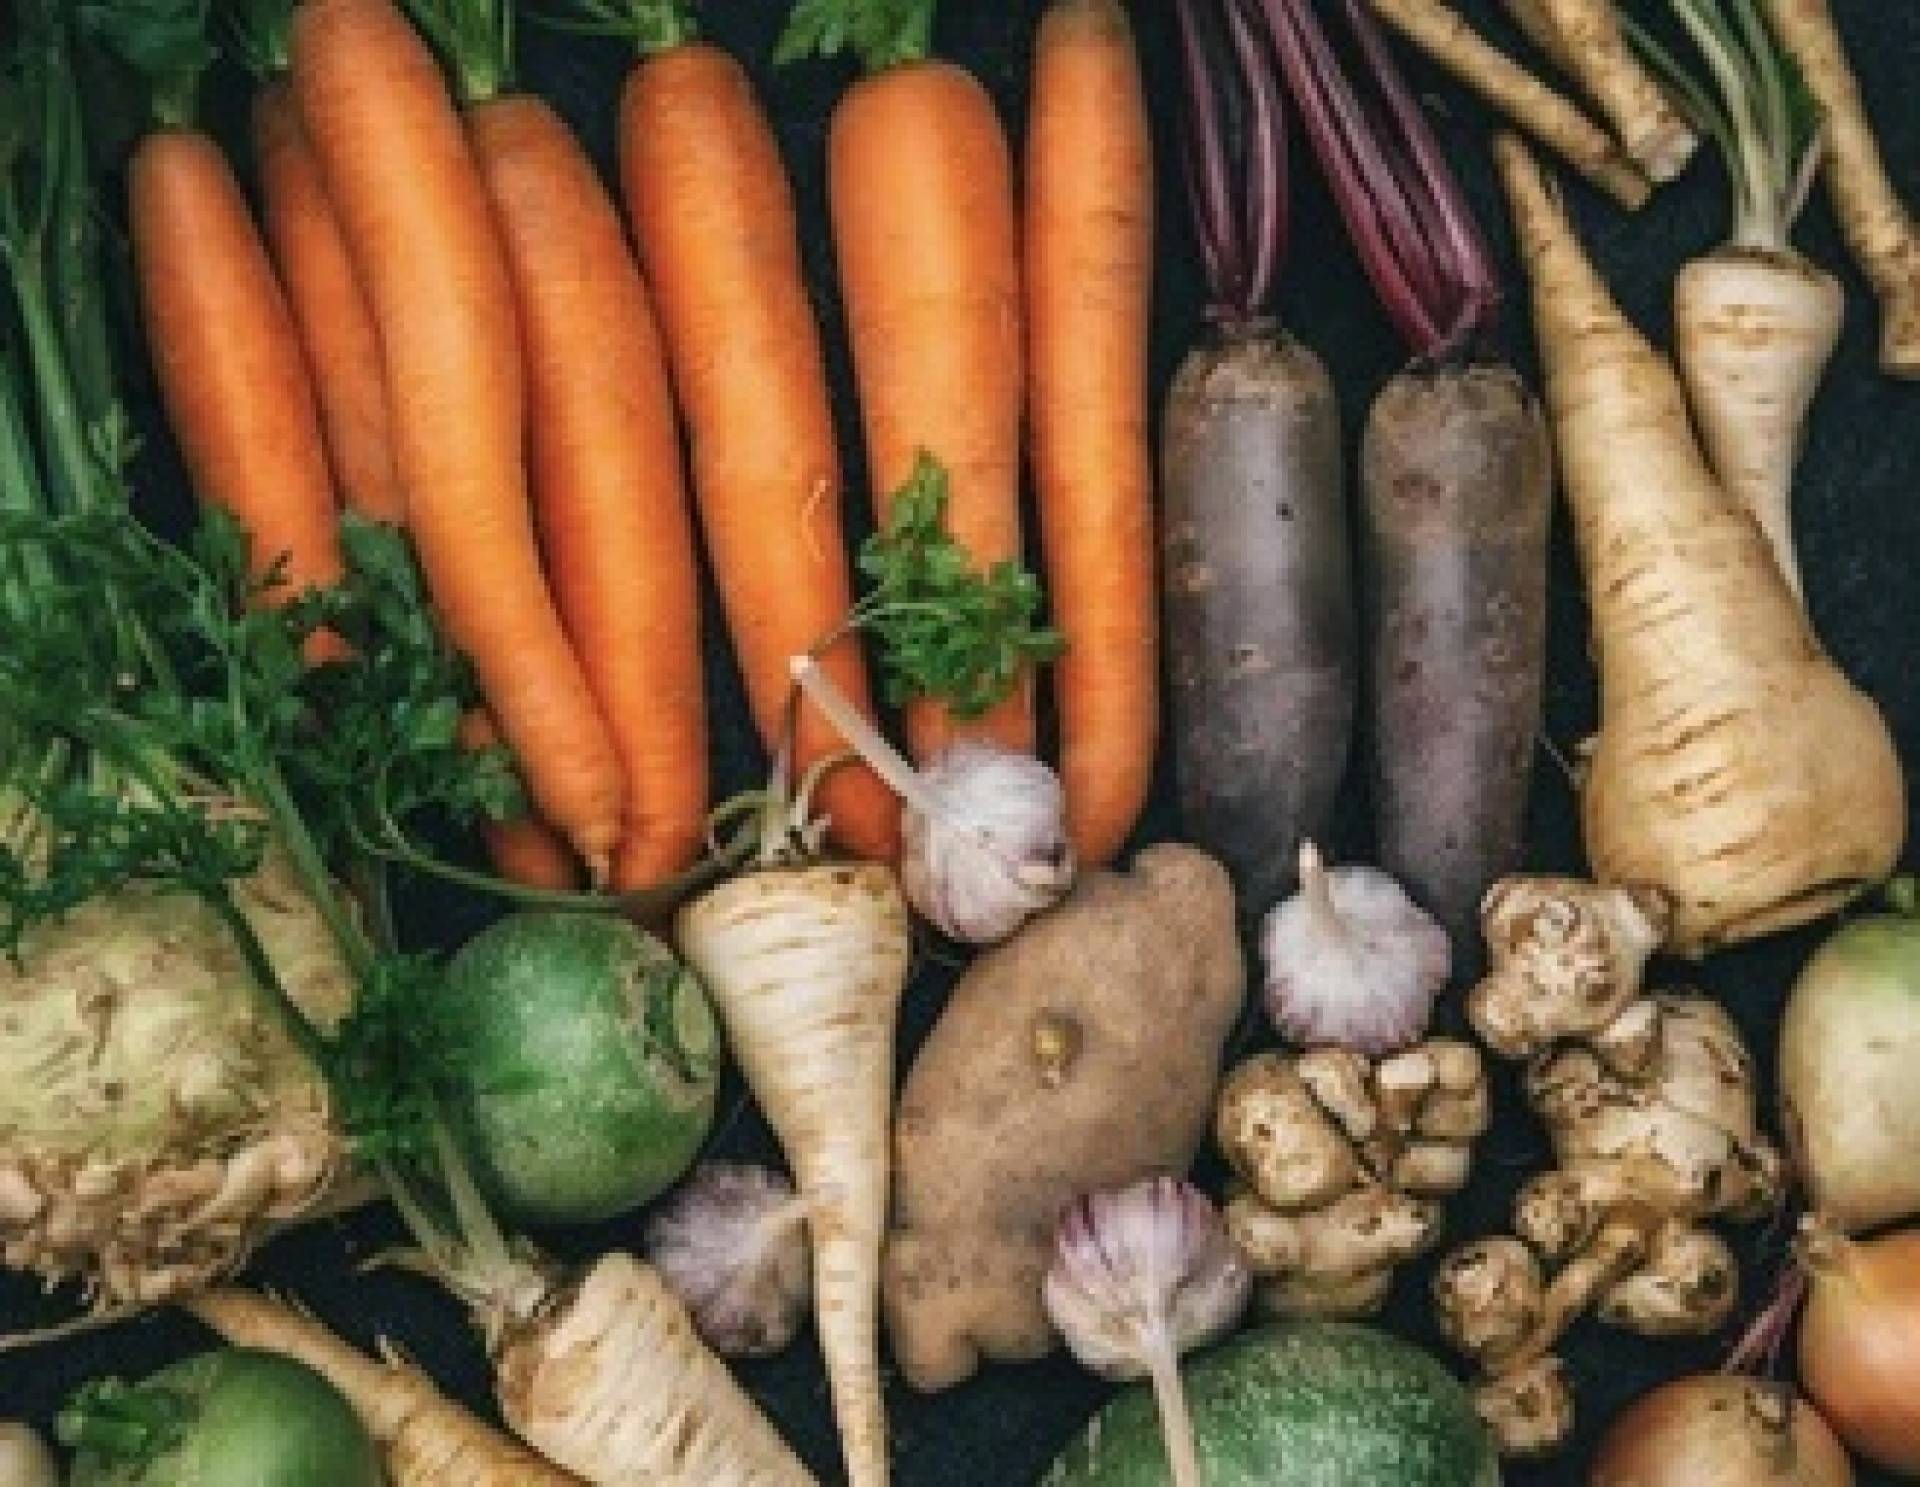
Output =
[
  {"x1": 1504, "y1": 0, "x2": 1696, "y2": 180},
  {"x1": 1760, "y1": 0, "x2": 1920, "y2": 375},
  {"x1": 1366, "y1": 0, "x2": 1651, "y2": 207},
  {"x1": 185, "y1": 1287, "x2": 580, "y2": 1486},
  {"x1": 1495, "y1": 133, "x2": 1905, "y2": 957}
]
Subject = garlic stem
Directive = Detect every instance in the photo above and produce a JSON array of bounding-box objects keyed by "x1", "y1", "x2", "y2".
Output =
[
  {"x1": 787, "y1": 654, "x2": 942, "y2": 819},
  {"x1": 1147, "y1": 1341, "x2": 1206, "y2": 1487},
  {"x1": 1297, "y1": 840, "x2": 1343, "y2": 936}
]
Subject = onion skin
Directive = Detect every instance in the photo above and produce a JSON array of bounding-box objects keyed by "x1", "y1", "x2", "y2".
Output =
[
  {"x1": 1590, "y1": 1375, "x2": 1852, "y2": 1487},
  {"x1": 1800, "y1": 1223, "x2": 1920, "y2": 1475}
]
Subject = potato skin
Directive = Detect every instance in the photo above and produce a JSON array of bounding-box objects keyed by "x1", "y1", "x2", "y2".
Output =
[
  {"x1": 1362, "y1": 364, "x2": 1550, "y2": 948},
  {"x1": 1161, "y1": 330, "x2": 1354, "y2": 911},
  {"x1": 882, "y1": 845, "x2": 1245, "y2": 1391}
]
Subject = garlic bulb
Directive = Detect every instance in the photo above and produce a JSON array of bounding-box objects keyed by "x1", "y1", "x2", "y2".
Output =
[
  {"x1": 1262, "y1": 841, "x2": 1451, "y2": 1054},
  {"x1": 789, "y1": 654, "x2": 1074, "y2": 944},
  {"x1": 642, "y1": 1163, "x2": 811, "y2": 1358},
  {"x1": 1044, "y1": 1176, "x2": 1251, "y2": 1487},
  {"x1": 900, "y1": 742, "x2": 1075, "y2": 944}
]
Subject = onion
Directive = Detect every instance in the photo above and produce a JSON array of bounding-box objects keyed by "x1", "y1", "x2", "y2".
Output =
[
  {"x1": 1591, "y1": 1374, "x2": 1851, "y2": 1487},
  {"x1": 1799, "y1": 1218, "x2": 1920, "y2": 1475}
]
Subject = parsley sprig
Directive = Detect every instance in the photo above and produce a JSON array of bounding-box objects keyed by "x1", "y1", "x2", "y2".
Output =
[{"x1": 849, "y1": 451, "x2": 1063, "y2": 719}]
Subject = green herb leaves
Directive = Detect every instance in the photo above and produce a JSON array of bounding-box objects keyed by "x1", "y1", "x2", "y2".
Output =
[
  {"x1": 853, "y1": 450, "x2": 1062, "y2": 719},
  {"x1": 776, "y1": 0, "x2": 936, "y2": 73}
]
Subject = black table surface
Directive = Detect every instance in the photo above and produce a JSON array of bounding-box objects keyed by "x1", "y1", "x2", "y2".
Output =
[{"x1": 7, "y1": 1, "x2": 1919, "y2": 1482}]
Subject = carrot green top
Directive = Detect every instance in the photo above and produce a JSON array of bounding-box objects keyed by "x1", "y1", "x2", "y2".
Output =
[
  {"x1": 223, "y1": 0, "x2": 296, "y2": 80},
  {"x1": 402, "y1": 0, "x2": 516, "y2": 106},
  {"x1": 544, "y1": 0, "x2": 699, "y2": 58},
  {"x1": 75, "y1": 0, "x2": 218, "y2": 128},
  {"x1": 776, "y1": 0, "x2": 939, "y2": 72}
]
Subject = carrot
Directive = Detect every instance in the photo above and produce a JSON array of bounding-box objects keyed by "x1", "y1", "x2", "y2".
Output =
[
  {"x1": 184, "y1": 1288, "x2": 583, "y2": 1486},
  {"x1": 456, "y1": 78, "x2": 708, "y2": 891},
  {"x1": 130, "y1": 129, "x2": 345, "y2": 607},
  {"x1": 289, "y1": 0, "x2": 625, "y2": 875},
  {"x1": 785, "y1": 0, "x2": 1032, "y2": 763},
  {"x1": 458, "y1": 710, "x2": 583, "y2": 890},
  {"x1": 1495, "y1": 132, "x2": 1905, "y2": 957},
  {"x1": 602, "y1": 10, "x2": 899, "y2": 863},
  {"x1": 250, "y1": 80, "x2": 405, "y2": 527},
  {"x1": 1025, "y1": 0, "x2": 1158, "y2": 868}
]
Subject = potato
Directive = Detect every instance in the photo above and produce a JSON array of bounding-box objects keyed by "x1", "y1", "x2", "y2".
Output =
[{"x1": 882, "y1": 844, "x2": 1245, "y2": 1391}]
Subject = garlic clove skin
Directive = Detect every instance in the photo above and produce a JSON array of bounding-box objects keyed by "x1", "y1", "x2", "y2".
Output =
[
  {"x1": 1261, "y1": 841, "x2": 1451, "y2": 1055},
  {"x1": 1042, "y1": 1175, "x2": 1252, "y2": 1382},
  {"x1": 642, "y1": 1162, "x2": 811, "y2": 1359},
  {"x1": 901, "y1": 741, "x2": 1076, "y2": 946}
]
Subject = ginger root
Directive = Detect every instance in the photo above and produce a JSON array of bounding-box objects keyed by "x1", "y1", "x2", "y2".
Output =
[
  {"x1": 1217, "y1": 1041, "x2": 1488, "y2": 1318},
  {"x1": 1438, "y1": 877, "x2": 1783, "y2": 1456}
]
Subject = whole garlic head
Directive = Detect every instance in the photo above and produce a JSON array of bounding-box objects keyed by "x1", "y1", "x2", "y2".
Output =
[
  {"x1": 1262, "y1": 842, "x2": 1451, "y2": 1054},
  {"x1": 1043, "y1": 1176, "x2": 1251, "y2": 1381},
  {"x1": 643, "y1": 1163, "x2": 811, "y2": 1358},
  {"x1": 901, "y1": 741, "x2": 1075, "y2": 945}
]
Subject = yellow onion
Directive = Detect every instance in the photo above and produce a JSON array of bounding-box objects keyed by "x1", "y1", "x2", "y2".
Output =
[
  {"x1": 1799, "y1": 1218, "x2": 1920, "y2": 1476},
  {"x1": 1590, "y1": 1374, "x2": 1851, "y2": 1487}
]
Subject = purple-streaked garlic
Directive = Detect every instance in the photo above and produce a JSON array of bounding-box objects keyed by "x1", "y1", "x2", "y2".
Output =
[
  {"x1": 790, "y1": 655, "x2": 1074, "y2": 944},
  {"x1": 642, "y1": 1162, "x2": 811, "y2": 1358},
  {"x1": 1043, "y1": 1176, "x2": 1251, "y2": 1487},
  {"x1": 1261, "y1": 841, "x2": 1451, "y2": 1054}
]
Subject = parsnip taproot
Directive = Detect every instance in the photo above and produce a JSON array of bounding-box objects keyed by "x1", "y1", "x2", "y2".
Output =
[{"x1": 1495, "y1": 133, "x2": 1904, "y2": 956}]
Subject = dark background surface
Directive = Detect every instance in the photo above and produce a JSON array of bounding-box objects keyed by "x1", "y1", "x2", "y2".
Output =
[{"x1": 6, "y1": 0, "x2": 1919, "y2": 1482}]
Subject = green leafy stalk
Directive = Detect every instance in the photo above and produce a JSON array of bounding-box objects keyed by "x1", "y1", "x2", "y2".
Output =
[
  {"x1": 222, "y1": 0, "x2": 296, "y2": 79},
  {"x1": 77, "y1": 0, "x2": 218, "y2": 128},
  {"x1": 535, "y1": 0, "x2": 698, "y2": 54},
  {"x1": 849, "y1": 451, "x2": 1062, "y2": 719},
  {"x1": 1627, "y1": 0, "x2": 1821, "y2": 248},
  {"x1": 776, "y1": 0, "x2": 937, "y2": 72},
  {"x1": 402, "y1": 0, "x2": 514, "y2": 105}
]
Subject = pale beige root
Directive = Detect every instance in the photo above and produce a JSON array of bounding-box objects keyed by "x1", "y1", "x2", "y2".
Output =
[
  {"x1": 185, "y1": 1287, "x2": 580, "y2": 1486},
  {"x1": 883, "y1": 845, "x2": 1243, "y2": 1391},
  {"x1": 1502, "y1": 0, "x2": 1696, "y2": 180},
  {"x1": 676, "y1": 864, "x2": 909, "y2": 1487},
  {"x1": 496, "y1": 1254, "x2": 815, "y2": 1486},
  {"x1": 0, "y1": 886, "x2": 348, "y2": 1312},
  {"x1": 0, "y1": 1423, "x2": 56, "y2": 1487},
  {"x1": 1365, "y1": 0, "x2": 1650, "y2": 208},
  {"x1": 1472, "y1": 1355, "x2": 1576, "y2": 1458},
  {"x1": 1760, "y1": 0, "x2": 1920, "y2": 374},
  {"x1": 1495, "y1": 132, "x2": 1906, "y2": 957},
  {"x1": 1468, "y1": 876, "x2": 1668, "y2": 1059},
  {"x1": 1435, "y1": 979, "x2": 1781, "y2": 1456},
  {"x1": 1674, "y1": 249, "x2": 1845, "y2": 602},
  {"x1": 1218, "y1": 1041, "x2": 1486, "y2": 1319}
]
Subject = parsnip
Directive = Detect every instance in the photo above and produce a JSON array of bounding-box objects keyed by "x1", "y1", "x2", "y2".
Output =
[
  {"x1": 1760, "y1": 0, "x2": 1920, "y2": 375},
  {"x1": 1495, "y1": 133, "x2": 1905, "y2": 957},
  {"x1": 677, "y1": 860, "x2": 911, "y2": 1487},
  {"x1": 1366, "y1": 0, "x2": 1650, "y2": 207}
]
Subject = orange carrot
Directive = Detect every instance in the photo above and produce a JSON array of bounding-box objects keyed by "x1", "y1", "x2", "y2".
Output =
[
  {"x1": 289, "y1": 0, "x2": 625, "y2": 875},
  {"x1": 251, "y1": 79, "x2": 405, "y2": 527},
  {"x1": 468, "y1": 95, "x2": 708, "y2": 891},
  {"x1": 823, "y1": 45, "x2": 1032, "y2": 763},
  {"x1": 130, "y1": 129, "x2": 345, "y2": 605},
  {"x1": 617, "y1": 33, "x2": 900, "y2": 862},
  {"x1": 1026, "y1": 0, "x2": 1158, "y2": 867},
  {"x1": 457, "y1": 710, "x2": 582, "y2": 891}
]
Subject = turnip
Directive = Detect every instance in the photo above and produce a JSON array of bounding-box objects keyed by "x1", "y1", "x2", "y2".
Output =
[
  {"x1": 677, "y1": 778, "x2": 912, "y2": 1487},
  {"x1": 59, "y1": 1347, "x2": 383, "y2": 1487},
  {"x1": 1257, "y1": 0, "x2": 1551, "y2": 948},
  {"x1": 1163, "y1": 0, "x2": 1354, "y2": 910},
  {"x1": 1494, "y1": 132, "x2": 1906, "y2": 957},
  {"x1": 440, "y1": 911, "x2": 719, "y2": 1226},
  {"x1": 1631, "y1": 0, "x2": 1837, "y2": 601},
  {"x1": 1779, "y1": 882, "x2": 1920, "y2": 1232}
]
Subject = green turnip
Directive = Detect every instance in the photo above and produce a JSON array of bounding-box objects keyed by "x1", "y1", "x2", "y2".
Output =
[
  {"x1": 60, "y1": 1347, "x2": 383, "y2": 1487},
  {"x1": 1780, "y1": 884, "x2": 1920, "y2": 1232},
  {"x1": 441, "y1": 911, "x2": 720, "y2": 1226}
]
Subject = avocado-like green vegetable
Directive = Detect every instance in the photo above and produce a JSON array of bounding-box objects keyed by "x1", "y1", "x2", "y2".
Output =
[
  {"x1": 1043, "y1": 1322, "x2": 1499, "y2": 1486},
  {"x1": 62, "y1": 1348, "x2": 383, "y2": 1487},
  {"x1": 444, "y1": 911, "x2": 720, "y2": 1226}
]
